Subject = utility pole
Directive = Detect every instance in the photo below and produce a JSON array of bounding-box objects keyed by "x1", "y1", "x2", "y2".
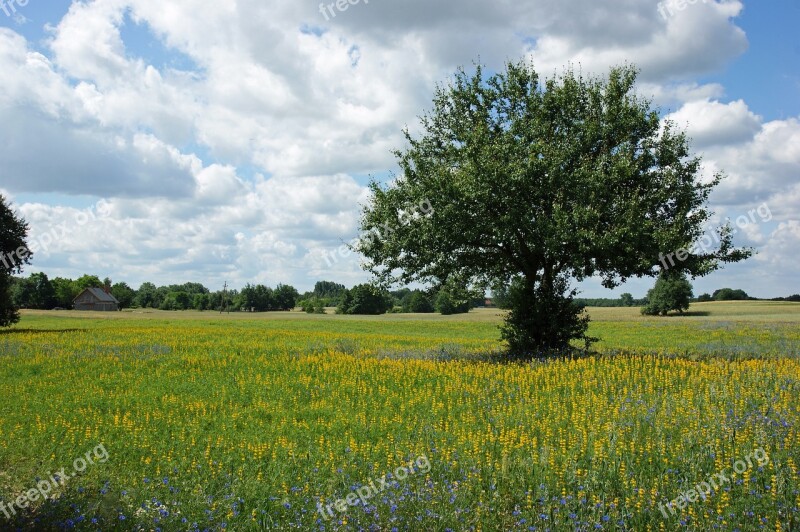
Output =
[{"x1": 220, "y1": 281, "x2": 228, "y2": 314}]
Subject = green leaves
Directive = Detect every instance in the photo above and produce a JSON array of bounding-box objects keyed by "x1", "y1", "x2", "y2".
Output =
[
  {"x1": 1, "y1": 194, "x2": 31, "y2": 327},
  {"x1": 641, "y1": 272, "x2": 694, "y2": 316}
]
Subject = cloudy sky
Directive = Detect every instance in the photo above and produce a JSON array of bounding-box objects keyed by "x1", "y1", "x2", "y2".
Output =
[{"x1": 0, "y1": 0, "x2": 798, "y2": 297}]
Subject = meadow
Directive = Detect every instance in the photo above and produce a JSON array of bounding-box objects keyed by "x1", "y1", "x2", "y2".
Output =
[{"x1": 0, "y1": 302, "x2": 798, "y2": 531}]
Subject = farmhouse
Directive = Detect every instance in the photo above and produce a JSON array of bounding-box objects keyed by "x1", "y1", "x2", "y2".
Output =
[{"x1": 73, "y1": 287, "x2": 120, "y2": 311}]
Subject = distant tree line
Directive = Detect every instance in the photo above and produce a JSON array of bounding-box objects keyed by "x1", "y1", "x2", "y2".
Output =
[
  {"x1": 492, "y1": 278, "x2": 645, "y2": 309},
  {"x1": 8, "y1": 273, "x2": 488, "y2": 316},
  {"x1": 695, "y1": 289, "x2": 798, "y2": 303},
  {"x1": 8, "y1": 273, "x2": 301, "y2": 312},
  {"x1": 771, "y1": 294, "x2": 800, "y2": 302},
  {"x1": 8, "y1": 269, "x2": 796, "y2": 316},
  {"x1": 297, "y1": 280, "x2": 483, "y2": 315},
  {"x1": 573, "y1": 294, "x2": 644, "y2": 308},
  {"x1": 696, "y1": 288, "x2": 753, "y2": 302}
]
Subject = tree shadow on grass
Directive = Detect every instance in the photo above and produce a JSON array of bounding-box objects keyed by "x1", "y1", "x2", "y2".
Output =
[
  {"x1": 647, "y1": 311, "x2": 711, "y2": 317},
  {"x1": 0, "y1": 328, "x2": 88, "y2": 336}
]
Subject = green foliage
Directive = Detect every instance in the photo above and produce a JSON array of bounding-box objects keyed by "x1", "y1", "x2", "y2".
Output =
[
  {"x1": 312, "y1": 281, "x2": 346, "y2": 306},
  {"x1": 274, "y1": 284, "x2": 299, "y2": 311},
  {"x1": 0, "y1": 195, "x2": 31, "y2": 326},
  {"x1": 0, "y1": 274, "x2": 17, "y2": 327},
  {"x1": 232, "y1": 283, "x2": 298, "y2": 311},
  {"x1": 434, "y1": 283, "x2": 474, "y2": 315},
  {"x1": 697, "y1": 293, "x2": 713, "y2": 302},
  {"x1": 51, "y1": 277, "x2": 79, "y2": 308},
  {"x1": 491, "y1": 281, "x2": 513, "y2": 310},
  {"x1": 337, "y1": 284, "x2": 392, "y2": 315},
  {"x1": 641, "y1": 273, "x2": 694, "y2": 316},
  {"x1": 3, "y1": 271, "x2": 305, "y2": 313},
  {"x1": 111, "y1": 282, "x2": 135, "y2": 309},
  {"x1": 192, "y1": 293, "x2": 211, "y2": 311},
  {"x1": 300, "y1": 298, "x2": 327, "y2": 314},
  {"x1": 713, "y1": 288, "x2": 750, "y2": 301},
  {"x1": 357, "y1": 61, "x2": 750, "y2": 357},
  {"x1": 405, "y1": 290, "x2": 435, "y2": 313},
  {"x1": 392, "y1": 287, "x2": 412, "y2": 308},
  {"x1": 236, "y1": 283, "x2": 274, "y2": 311},
  {"x1": 11, "y1": 272, "x2": 55, "y2": 310},
  {"x1": 134, "y1": 282, "x2": 159, "y2": 308},
  {"x1": 501, "y1": 275, "x2": 592, "y2": 356},
  {"x1": 74, "y1": 274, "x2": 103, "y2": 292},
  {"x1": 772, "y1": 294, "x2": 800, "y2": 302},
  {"x1": 620, "y1": 293, "x2": 635, "y2": 307},
  {"x1": 160, "y1": 291, "x2": 192, "y2": 310},
  {"x1": 573, "y1": 296, "x2": 648, "y2": 307}
]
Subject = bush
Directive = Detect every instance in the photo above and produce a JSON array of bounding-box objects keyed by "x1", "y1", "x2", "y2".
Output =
[{"x1": 300, "y1": 298, "x2": 326, "y2": 314}]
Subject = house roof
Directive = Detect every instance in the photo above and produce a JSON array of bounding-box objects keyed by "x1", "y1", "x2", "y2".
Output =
[{"x1": 74, "y1": 287, "x2": 120, "y2": 304}]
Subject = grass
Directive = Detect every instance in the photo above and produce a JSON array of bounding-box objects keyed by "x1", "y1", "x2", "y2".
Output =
[{"x1": 0, "y1": 301, "x2": 798, "y2": 530}]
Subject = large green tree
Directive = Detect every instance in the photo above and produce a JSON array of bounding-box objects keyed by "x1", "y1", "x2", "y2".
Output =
[
  {"x1": 1, "y1": 195, "x2": 32, "y2": 326},
  {"x1": 134, "y1": 282, "x2": 158, "y2": 308},
  {"x1": 641, "y1": 272, "x2": 694, "y2": 316},
  {"x1": 111, "y1": 282, "x2": 135, "y2": 309},
  {"x1": 51, "y1": 277, "x2": 79, "y2": 308},
  {"x1": 358, "y1": 61, "x2": 751, "y2": 358},
  {"x1": 274, "y1": 284, "x2": 299, "y2": 311},
  {"x1": 404, "y1": 290, "x2": 435, "y2": 313}
]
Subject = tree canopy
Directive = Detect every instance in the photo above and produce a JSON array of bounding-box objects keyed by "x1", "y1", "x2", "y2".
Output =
[
  {"x1": 358, "y1": 61, "x2": 751, "y2": 357},
  {"x1": 1, "y1": 195, "x2": 31, "y2": 327},
  {"x1": 641, "y1": 273, "x2": 694, "y2": 316},
  {"x1": 713, "y1": 288, "x2": 751, "y2": 301}
]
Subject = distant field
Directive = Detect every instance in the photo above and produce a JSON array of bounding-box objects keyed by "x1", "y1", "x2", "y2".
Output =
[{"x1": 1, "y1": 302, "x2": 798, "y2": 530}]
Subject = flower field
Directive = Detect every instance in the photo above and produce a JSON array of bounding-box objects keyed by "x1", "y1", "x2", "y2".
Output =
[{"x1": 1, "y1": 303, "x2": 799, "y2": 530}]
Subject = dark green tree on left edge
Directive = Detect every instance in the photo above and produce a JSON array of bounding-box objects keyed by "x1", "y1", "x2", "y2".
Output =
[{"x1": 1, "y1": 194, "x2": 32, "y2": 327}]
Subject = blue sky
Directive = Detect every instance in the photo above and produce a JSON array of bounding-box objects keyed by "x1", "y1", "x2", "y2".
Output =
[
  {"x1": 696, "y1": 0, "x2": 799, "y2": 120},
  {"x1": 1, "y1": 0, "x2": 798, "y2": 297}
]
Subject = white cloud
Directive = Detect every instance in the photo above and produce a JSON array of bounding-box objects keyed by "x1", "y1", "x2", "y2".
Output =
[
  {"x1": 667, "y1": 99, "x2": 762, "y2": 147},
  {"x1": 758, "y1": 221, "x2": 800, "y2": 272}
]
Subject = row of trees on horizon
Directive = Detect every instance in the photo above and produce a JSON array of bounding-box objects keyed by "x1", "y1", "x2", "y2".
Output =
[{"x1": 8, "y1": 272, "x2": 795, "y2": 316}]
